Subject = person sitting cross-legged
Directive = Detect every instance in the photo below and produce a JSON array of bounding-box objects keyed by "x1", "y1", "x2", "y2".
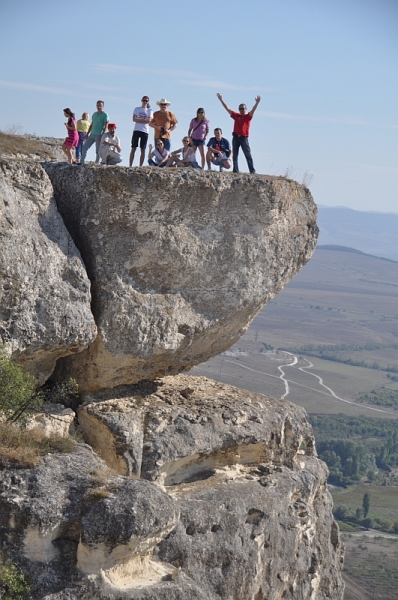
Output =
[
  {"x1": 148, "y1": 139, "x2": 169, "y2": 167},
  {"x1": 99, "y1": 123, "x2": 122, "y2": 165},
  {"x1": 206, "y1": 128, "x2": 232, "y2": 171},
  {"x1": 165, "y1": 136, "x2": 201, "y2": 169}
]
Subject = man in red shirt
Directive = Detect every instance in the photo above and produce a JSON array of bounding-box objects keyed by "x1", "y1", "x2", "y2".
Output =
[{"x1": 216, "y1": 93, "x2": 261, "y2": 173}]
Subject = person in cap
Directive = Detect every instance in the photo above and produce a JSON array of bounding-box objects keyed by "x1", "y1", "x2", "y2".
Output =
[
  {"x1": 81, "y1": 100, "x2": 109, "y2": 165},
  {"x1": 129, "y1": 95, "x2": 153, "y2": 167},
  {"x1": 99, "y1": 123, "x2": 122, "y2": 165},
  {"x1": 149, "y1": 98, "x2": 178, "y2": 152},
  {"x1": 216, "y1": 93, "x2": 261, "y2": 173}
]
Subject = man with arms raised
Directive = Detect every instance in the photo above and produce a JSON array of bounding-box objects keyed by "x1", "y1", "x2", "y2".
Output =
[
  {"x1": 129, "y1": 95, "x2": 153, "y2": 167},
  {"x1": 206, "y1": 128, "x2": 232, "y2": 171},
  {"x1": 216, "y1": 93, "x2": 261, "y2": 173},
  {"x1": 81, "y1": 100, "x2": 109, "y2": 165}
]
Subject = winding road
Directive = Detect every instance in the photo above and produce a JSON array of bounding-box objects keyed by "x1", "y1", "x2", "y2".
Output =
[{"x1": 218, "y1": 353, "x2": 397, "y2": 417}]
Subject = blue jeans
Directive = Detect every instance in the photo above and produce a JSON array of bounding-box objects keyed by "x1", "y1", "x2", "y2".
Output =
[
  {"x1": 81, "y1": 134, "x2": 102, "y2": 164},
  {"x1": 232, "y1": 133, "x2": 255, "y2": 173},
  {"x1": 75, "y1": 132, "x2": 87, "y2": 161},
  {"x1": 148, "y1": 159, "x2": 166, "y2": 167}
]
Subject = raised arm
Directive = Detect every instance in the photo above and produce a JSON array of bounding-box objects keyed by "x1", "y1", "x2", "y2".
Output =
[
  {"x1": 216, "y1": 93, "x2": 232, "y2": 115},
  {"x1": 248, "y1": 96, "x2": 261, "y2": 117}
]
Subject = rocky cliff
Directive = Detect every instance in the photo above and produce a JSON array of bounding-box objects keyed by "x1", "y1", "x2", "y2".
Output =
[
  {"x1": 44, "y1": 163, "x2": 318, "y2": 392},
  {"x1": 1, "y1": 376, "x2": 344, "y2": 599},
  {"x1": 0, "y1": 138, "x2": 344, "y2": 599},
  {"x1": 0, "y1": 159, "x2": 96, "y2": 383}
]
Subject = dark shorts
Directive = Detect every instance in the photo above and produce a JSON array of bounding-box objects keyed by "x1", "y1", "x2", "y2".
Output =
[
  {"x1": 191, "y1": 139, "x2": 206, "y2": 147},
  {"x1": 131, "y1": 130, "x2": 149, "y2": 149}
]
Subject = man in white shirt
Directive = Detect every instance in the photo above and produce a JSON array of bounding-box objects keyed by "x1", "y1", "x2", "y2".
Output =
[
  {"x1": 129, "y1": 95, "x2": 153, "y2": 167},
  {"x1": 99, "y1": 123, "x2": 122, "y2": 165}
]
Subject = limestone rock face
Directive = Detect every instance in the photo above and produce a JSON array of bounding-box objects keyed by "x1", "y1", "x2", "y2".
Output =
[
  {"x1": 25, "y1": 404, "x2": 75, "y2": 438},
  {"x1": 0, "y1": 160, "x2": 97, "y2": 383},
  {"x1": 0, "y1": 377, "x2": 344, "y2": 599},
  {"x1": 45, "y1": 164, "x2": 318, "y2": 391}
]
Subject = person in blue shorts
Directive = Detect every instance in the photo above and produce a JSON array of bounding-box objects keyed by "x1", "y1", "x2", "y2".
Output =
[{"x1": 206, "y1": 128, "x2": 232, "y2": 171}]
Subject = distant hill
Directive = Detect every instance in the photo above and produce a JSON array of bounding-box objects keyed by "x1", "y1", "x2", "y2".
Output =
[
  {"x1": 317, "y1": 206, "x2": 398, "y2": 261},
  {"x1": 318, "y1": 244, "x2": 398, "y2": 264}
]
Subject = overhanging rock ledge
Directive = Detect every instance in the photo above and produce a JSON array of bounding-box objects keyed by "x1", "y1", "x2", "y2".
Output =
[{"x1": 44, "y1": 164, "x2": 318, "y2": 392}]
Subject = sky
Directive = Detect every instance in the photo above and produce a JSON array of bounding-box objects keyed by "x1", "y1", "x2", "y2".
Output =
[{"x1": 0, "y1": 0, "x2": 397, "y2": 212}]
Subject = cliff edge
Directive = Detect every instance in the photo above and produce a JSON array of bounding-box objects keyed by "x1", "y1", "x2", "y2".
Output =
[{"x1": 0, "y1": 138, "x2": 344, "y2": 599}]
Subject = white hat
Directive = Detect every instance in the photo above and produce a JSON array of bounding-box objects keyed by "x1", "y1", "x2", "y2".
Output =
[{"x1": 156, "y1": 98, "x2": 171, "y2": 106}]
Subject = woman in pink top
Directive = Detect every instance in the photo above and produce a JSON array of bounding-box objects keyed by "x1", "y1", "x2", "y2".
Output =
[
  {"x1": 188, "y1": 108, "x2": 209, "y2": 169},
  {"x1": 62, "y1": 108, "x2": 79, "y2": 164}
]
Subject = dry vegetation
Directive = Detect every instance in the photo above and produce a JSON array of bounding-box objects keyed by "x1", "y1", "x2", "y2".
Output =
[
  {"x1": 0, "y1": 131, "x2": 56, "y2": 160},
  {"x1": 0, "y1": 422, "x2": 76, "y2": 469}
]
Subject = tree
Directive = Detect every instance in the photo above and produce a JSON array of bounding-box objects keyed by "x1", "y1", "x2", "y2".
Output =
[
  {"x1": 367, "y1": 470, "x2": 376, "y2": 482},
  {"x1": 362, "y1": 492, "x2": 371, "y2": 518},
  {"x1": 0, "y1": 347, "x2": 42, "y2": 422}
]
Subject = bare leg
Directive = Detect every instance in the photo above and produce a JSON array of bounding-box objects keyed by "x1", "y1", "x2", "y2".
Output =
[
  {"x1": 129, "y1": 147, "x2": 136, "y2": 167},
  {"x1": 198, "y1": 145, "x2": 206, "y2": 169},
  {"x1": 165, "y1": 155, "x2": 177, "y2": 167},
  {"x1": 222, "y1": 159, "x2": 232, "y2": 170},
  {"x1": 140, "y1": 148, "x2": 145, "y2": 166},
  {"x1": 206, "y1": 149, "x2": 213, "y2": 170},
  {"x1": 62, "y1": 145, "x2": 73, "y2": 164}
]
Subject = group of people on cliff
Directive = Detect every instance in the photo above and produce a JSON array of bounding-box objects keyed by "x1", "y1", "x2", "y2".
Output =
[{"x1": 62, "y1": 93, "x2": 261, "y2": 173}]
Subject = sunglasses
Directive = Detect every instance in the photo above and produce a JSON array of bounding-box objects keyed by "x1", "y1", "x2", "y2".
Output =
[
  {"x1": 239, "y1": 107, "x2": 246, "y2": 110},
  {"x1": 160, "y1": 104, "x2": 167, "y2": 106}
]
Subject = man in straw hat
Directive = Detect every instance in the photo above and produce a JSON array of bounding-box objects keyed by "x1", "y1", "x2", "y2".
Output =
[{"x1": 149, "y1": 98, "x2": 178, "y2": 151}]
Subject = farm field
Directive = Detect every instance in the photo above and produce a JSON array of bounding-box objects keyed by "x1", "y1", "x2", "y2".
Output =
[
  {"x1": 342, "y1": 534, "x2": 398, "y2": 600},
  {"x1": 332, "y1": 484, "x2": 398, "y2": 522},
  {"x1": 192, "y1": 247, "x2": 398, "y2": 416}
]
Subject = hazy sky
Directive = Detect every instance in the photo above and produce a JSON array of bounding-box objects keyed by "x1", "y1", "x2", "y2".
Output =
[{"x1": 1, "y1": 0, "x2": 397, "y2": 212}]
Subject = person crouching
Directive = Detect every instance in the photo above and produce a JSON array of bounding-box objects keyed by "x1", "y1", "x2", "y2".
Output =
[{"x1": 100, "y1": 123, "x2": 122, "y2": 165}]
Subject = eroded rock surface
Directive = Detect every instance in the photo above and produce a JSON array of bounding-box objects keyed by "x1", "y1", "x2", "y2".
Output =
[
  {"x1": 0, "y1": 376, "x2": 344, "y2": 598},
  {"x1": 0, "y1": 160, "x2": 97, "y2": 382},
  {"x1": 44, "y1": 163, "x2": 318, "y2": 391}
]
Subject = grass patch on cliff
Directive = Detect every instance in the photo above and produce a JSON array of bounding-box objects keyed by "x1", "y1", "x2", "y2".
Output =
[
  {"x1": 0, "y1": 131, "x2": 55, "y2": 159},
  {"x1": 0, "y1": 559, "x2": 30, "y2": 600},
  {"x1": 0, "y1": 423, "x2": 76, "y2": 468}
]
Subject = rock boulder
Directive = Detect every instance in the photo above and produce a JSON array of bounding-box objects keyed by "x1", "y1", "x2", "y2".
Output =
[
  {"x1": 0, "y1": 160, "x2": 97, "y2": 383},
  {"x1": 0, "y1": 377, "x2": 344, "y2": 599},
  {"x1": 45, "y1": 164, "x2": 318, "y2": 391}
]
